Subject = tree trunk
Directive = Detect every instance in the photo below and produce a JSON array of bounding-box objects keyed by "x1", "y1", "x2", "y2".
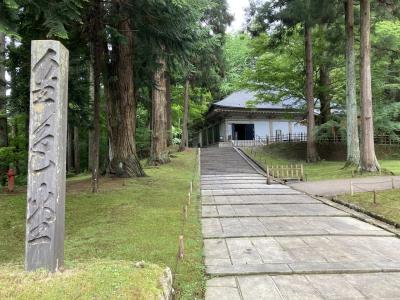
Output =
[
  {"x1": 318, "y1": 64, "x2": 331, "y2": 124},
  {"x1": 90, "y1": 0, "x2": 102, "y2": 192},
  {"x1": 304, "y1": 24, "x2": 319, "y2": 162},
  {"x1": 88, "y1": 61, "x2": 94, "y2": 172},
  {"x1": 73, "y1": 126, "x2": 80, "y2": 174},
  {"x1": 149, "y1": 56, "x2": 170, "y2": 165},
  {"x1": 105, "y1": 2, "x2": 144, "y2": 177},
  {"x1": 344, "y1": 0, "x2": 360, "y2": 166},
  {"x1": 360, "y1": 0, "x2": 380, "y2": 172},
  {"x1": 67, "y1": 123, "x2": 73, "y2": 172},
  {"x1": 0, "y1": 32, "x2": 8, "y2": 148},
  {"x1": 179, "y1": 79, "x2": 190, "y2": 151},
  {"x1": 166, "y1": 73, "x2": 172, "y2": 146}
]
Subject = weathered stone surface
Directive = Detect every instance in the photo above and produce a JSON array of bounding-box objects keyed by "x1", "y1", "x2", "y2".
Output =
[
  {"x1": 205, "y1": 287, "x2": 241, "y2": 300},
  {"x1": 237, "y1": 275, "x2": 282, "y2": 300},
  {"x1": 157, "y1": 267, "x2": 173, "y2": 300},
  {"x1": 202, "y1": 216, "x2": 391, "y2": 238},
  {"x1": 26, "y1": 40, "x2": 69, "y2": 272},
  {"x1": 206, "y1": 273, "x2": 400, "y2": 300},
  {"x1": 202, "y1": 203, "x2": 347, "y2": 218},
  {"x1": 201, "y1": 188, "x2": 301, "y2": 196},
  {"x1": 205, "y1": 236, "x2": 400, "y2": 275},
  {"x1": 202, "y1": 194, "x2": 319, "y2": 205},
  {"x1": 201, "y1": 147, "x2": 400, "y2": 298}
]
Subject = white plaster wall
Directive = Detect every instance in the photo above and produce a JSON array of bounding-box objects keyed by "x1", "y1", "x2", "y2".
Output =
[
  {"x1": 222, "y1": 117, "x2": 302, "y2": 140},
  {"x1": 254, "y1": 121, "x2": 268, "y2": 138},
  {"x1": 292, "y1": 122, "x2": 307, "y2": 134},
  {"x1": 271, "y1": 121, "x2": 289, "y2": 135}
]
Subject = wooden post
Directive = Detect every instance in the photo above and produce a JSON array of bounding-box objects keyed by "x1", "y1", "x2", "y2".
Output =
[
  {"x1": 184, "y1": 205, "x2": 188, "y2": 219},
  {"x1": 188, "y1": 192, "x2": 191, "y2": 205},
  {"x1": 373, "y1": 189, "x2": 377, "y2": 204},
  {"x1": 266, "y1": 165, "x2": 271, "y2": 185},
  {"x1": 190, "y1": 181, "x2": 193, "y2": 193},
  {"x1": 350, "y1": 180, "x2": 354, "y2": 196},
  {"x1": 26, "y1": 40, "x2": 69, "y2": 272},
  {"x1": 178, "y1": 235, "x2": 184, "y2": 259},
  {"x1": 300, "y1": 164, "x2": 304, "y2": 181}
]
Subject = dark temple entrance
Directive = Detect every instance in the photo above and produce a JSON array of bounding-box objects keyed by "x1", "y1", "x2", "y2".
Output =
[{"x1": 232, "y1": 123, "x2": 255, "y2": 140}]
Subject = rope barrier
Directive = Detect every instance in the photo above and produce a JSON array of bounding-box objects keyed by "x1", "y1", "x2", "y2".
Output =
[
  {"x1": 347, "y1": 177, "x2": 400, "y2": 213},
  {"x1": 174, "y1": 148, "x2": 200, "y2": 276}
]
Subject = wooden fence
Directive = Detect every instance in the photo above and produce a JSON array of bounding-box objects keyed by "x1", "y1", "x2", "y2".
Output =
[
  {"x1": 233, "y1": 134, "x2": 400, "y2": 147},
  {"x1": 266, "y1": 164, "x2": 304, "y2": 183}
]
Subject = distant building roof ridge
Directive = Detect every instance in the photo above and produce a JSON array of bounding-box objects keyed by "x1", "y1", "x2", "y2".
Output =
[{"x1": 213, "y1": 89, "x2": 301, "y2": 110}]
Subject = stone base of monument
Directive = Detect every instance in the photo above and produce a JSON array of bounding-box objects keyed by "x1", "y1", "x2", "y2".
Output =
[{"x1": 0, "y1": 260, "x2": 173, "y2": 299}]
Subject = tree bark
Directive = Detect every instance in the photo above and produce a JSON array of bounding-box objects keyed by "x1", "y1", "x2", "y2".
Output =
[
  {"x1": 360, "y1": 0, "x2": 380, "y2": 172},
  {"x1": 67, "y1": 123, "x2": 73, "y2": 172},
  {"x1": 89, "y1": 0, "x2": 102, "y2": 192},
  {"x1": 304, "y1": 24, "x2": 319, "y2": 162},
  {"x1": 344, "y1": 0, "x2": 360, "y2": 166},
  {"x1": 0, "y1": 32, "x2": 8, "y2": 148},
  {"x1": 105, "y1": 1, "x2": 145, "y2": 177},
  {"x1": 88, "y1": 61, "x2": 94, "y2": 172},
  {"x1": 149, "y1": 56, "x2": 170, "y2": 165},
  {"x1": 166, "y1": 73, "x2": 172, "y2": 146},
  {"x1": 318, "y1": 64, "x2": 331, "y2": 124},
  {"x1": 73, "y1": 126, "x2": 80, "y2": 174},
  {"x1": 179, "y1": 78, "x2": 190, "y2": 151}
]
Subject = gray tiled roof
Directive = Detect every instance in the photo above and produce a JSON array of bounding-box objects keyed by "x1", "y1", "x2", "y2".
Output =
[{"x1": 214, "y1": 90, "x2": 301, "y2": 109}]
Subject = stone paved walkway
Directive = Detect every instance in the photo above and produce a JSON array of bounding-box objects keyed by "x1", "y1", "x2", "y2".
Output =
[{"x1": 201, "y1": 147, "x2": 400, "y2": 300}]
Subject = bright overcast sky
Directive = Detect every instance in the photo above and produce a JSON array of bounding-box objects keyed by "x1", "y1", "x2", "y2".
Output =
[{"x1": 227, "y1": 0, "x2": 249, "y2": 33}]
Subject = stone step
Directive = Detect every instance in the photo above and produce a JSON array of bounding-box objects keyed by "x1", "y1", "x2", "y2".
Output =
[
  {"x1": 202, "y1": 203, "x2": 348, "y2": 218},
  {"x1": 206, "y1": 273, "x2": 400, "y2": 300},
  {"x1": 202, "y1": 216, "x2": 394, "y2": 238},
  {"x1": 201, "y1": 189, "x2": 301, "y2": 196},
  {"x1": 202, "y1": 194, "x2": 319, "y2": 205},
  {"x1": 204, "y1": 236, "x2": 400, "y2": 276}
]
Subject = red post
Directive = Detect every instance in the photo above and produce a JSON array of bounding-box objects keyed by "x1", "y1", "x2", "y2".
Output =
[{"x1": 7, "y1": 168, "x2": 15, "y2": 192}]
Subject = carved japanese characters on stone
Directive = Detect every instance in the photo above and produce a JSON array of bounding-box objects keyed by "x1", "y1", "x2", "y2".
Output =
[{"x1": 26, "y1": 41, "x2": 68, "y2": 272}]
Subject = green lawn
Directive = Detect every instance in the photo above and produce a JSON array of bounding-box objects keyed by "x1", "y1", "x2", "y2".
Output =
[
  {"x1": 244, "y1": 143, "x2": 400, "y2": 181},
  {"x1": 0, "y1": 150, "x2": 204, "y2": 299},
  {"x1": 340, "y1": 189, "x2": 400, "y2": 224}
]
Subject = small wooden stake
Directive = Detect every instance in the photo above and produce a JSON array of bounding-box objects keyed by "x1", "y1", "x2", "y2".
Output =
[
  {"x1": 190, "y1": 181, "x2": 193, "y2": 193},
  {"x1": 373, "y1": 190, "x2": 377, "y2": 204},
  {"x1": 178, "y1": 235, "x2": 184, "y2": 260},
  {"x1": 188, "y1": 192, "x2": 191, "y2": 205},
  {"x1": 184, "y1": 205, "x2": 188, "y2": 219},
  {"x1": 350, "y1": 180, "x2": 354, "y2": 196}
]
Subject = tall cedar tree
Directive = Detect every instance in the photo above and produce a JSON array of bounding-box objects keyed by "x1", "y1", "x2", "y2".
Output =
[
  {"x1": 150, "y1": 55, "x2": 170, "y2": 164},
  {"x1": 179, "y1": 78, "x2": 190, "y2": 151},
  {"x1": 0, "y1": 32, "x2": 7, "y2": 147},
  {"x1": 103, "y1": 0, "x2": 145, "y2": 177},
  {"x1": 344, "y1": 0, "x2": 360, "y2": 166},
  {"x1": 360, "y1": 0, "x2": 380, "y2": 171}
]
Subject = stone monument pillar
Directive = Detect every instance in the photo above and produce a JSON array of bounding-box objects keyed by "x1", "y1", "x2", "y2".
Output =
[{"x1": 25, "y1": 40, "x2": 69, "y2": 272}]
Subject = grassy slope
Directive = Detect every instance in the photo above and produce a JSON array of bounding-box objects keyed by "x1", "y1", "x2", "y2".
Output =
[
  {"x1": 0, "y1": 261, "x2": 165, "y2": 299},
  {"x1": 0, "y1": 150, "x2": 204, "y2": 299},
  {"x1": 245, "y1": 144, "x2": 400, "y2": 181},
  {"x1": 341, "y1": 189, "x2": 400, "y2": 224}
]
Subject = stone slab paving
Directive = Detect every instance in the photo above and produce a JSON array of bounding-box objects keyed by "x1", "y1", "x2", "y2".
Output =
[
  {"x1": 202, "y1": 194, "x2": 320, "y2": 205},
  {"x1": 202, "y1": 203, "x2": 348, "y2": 218},
  {"x1": 202, "y1": 216, "x2": 393, "y2": 238},
  {"x1": 201, "y1": 148, "x2": 400, "y2": 299},
  {"x1": 206, "y1": 273, "x2": 400, "y2": 299}
]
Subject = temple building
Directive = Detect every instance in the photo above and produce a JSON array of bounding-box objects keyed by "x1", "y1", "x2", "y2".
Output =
[{"x1": 193, "y1": 90, "x2": 308, "y2": 147}]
